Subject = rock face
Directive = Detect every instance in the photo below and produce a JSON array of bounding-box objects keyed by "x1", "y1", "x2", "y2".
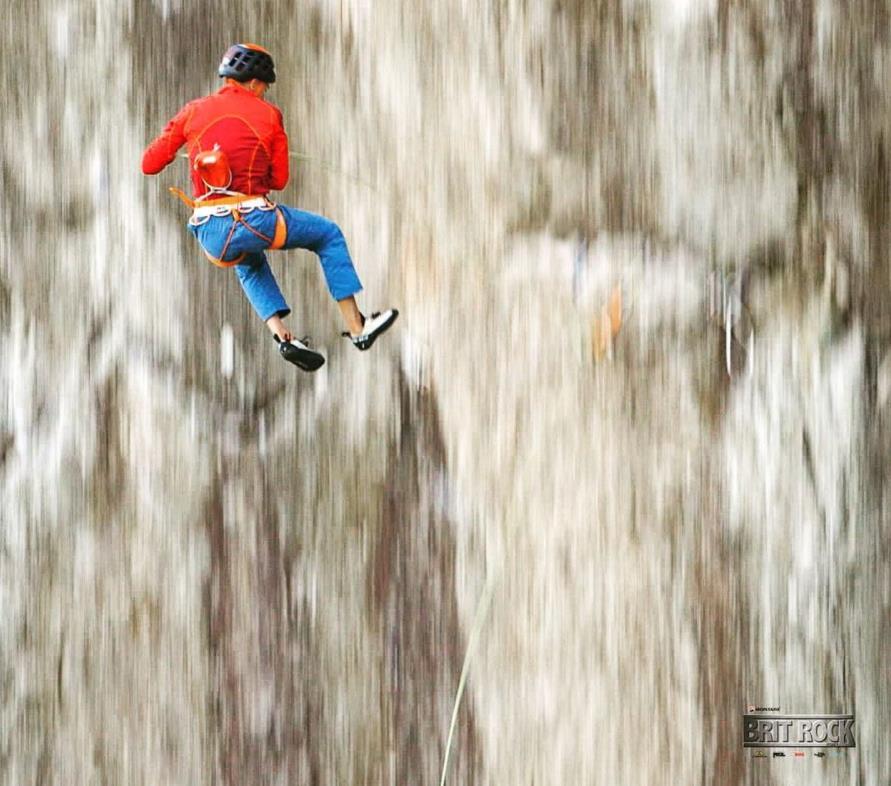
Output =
[{"x1": 1, "y1": 1, "x2": 888, "y2": 784}]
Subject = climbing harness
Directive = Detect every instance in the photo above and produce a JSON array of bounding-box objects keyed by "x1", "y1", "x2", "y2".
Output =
[
  {"x1": 169, "y1": 186, "x2": 287, "y2": 268},
  {"x1": 168, "y1": 145, "x2": 287, "y2": 268}
]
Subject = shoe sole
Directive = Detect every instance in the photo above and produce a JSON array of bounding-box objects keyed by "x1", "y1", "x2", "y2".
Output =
[
  {"x1": 280, "y1": 344, "x2": 326, "y2": 372},
  {"x1": 355, "y1": 310, "x2": 399, "y2": 351}
]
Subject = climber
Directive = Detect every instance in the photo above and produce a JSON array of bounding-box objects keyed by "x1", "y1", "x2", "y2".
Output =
[{"x1": 141, "y1": 43, "x2": 398, "y2": 371}]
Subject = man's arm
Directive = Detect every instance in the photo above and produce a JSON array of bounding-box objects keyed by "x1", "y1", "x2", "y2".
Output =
[
  {"x1": 268, "y1": 108, "x2": 290, "y2": 191},
  {"x1": 141, "y1": 102, "x2": 194, "y2": 175}
]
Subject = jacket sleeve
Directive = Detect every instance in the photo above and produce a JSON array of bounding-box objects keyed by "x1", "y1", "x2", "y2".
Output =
[
  {"x1": 268, "y1": 108, "x2": 290, "y2": 191},
  {"x1": 141, "y1": 102, "x2": 193, "y2": 175}
]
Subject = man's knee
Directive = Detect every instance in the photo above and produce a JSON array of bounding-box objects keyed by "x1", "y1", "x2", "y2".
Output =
[{"x1": 321, "y1": 219, "x2": 345, "y2": 246}]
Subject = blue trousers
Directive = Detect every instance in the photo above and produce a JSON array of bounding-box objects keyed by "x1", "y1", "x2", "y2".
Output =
[{"x1": 188, "y1": 204, "x2": 363, "y2": 321}]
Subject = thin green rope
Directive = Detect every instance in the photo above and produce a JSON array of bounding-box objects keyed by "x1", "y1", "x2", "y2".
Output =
[
  {"x1": 439, "y1": 571, "x2": 496, "y2": 786},
  {"x1": 176, "y1": 151, "x2": 379, "y2": 193},
  {"x1": 288, "y1": 153, "x2": 379, "y2": 193}
]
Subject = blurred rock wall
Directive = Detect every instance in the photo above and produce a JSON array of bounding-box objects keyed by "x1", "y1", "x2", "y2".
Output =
[{"x1": 1, "y1": 0, "x2": 889, "y2": 784}]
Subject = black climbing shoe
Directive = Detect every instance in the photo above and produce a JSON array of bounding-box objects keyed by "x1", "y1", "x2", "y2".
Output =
[
  {"x1": 275, "y1": 334, "x2": 325, "y2": 372},
  {"x1": 342, "y1": 309, "x2": 399, "y2": 351}
]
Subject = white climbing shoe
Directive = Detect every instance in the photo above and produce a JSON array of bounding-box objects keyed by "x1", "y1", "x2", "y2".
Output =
[{"x1": 343, "y1": 309, "x2": 399, "y2": 351}]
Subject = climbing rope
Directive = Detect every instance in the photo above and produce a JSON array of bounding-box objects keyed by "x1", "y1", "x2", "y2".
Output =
[
  {"x1": 439, "y1": 570, "x2": 496, "y2": 786},
  {"x1": 176, "y1": 151, "x2": 380, "y2": 194}
]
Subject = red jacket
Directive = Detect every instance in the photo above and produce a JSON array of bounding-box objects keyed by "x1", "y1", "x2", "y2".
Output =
[{"x1": 142, "y1": 83, "x2": 289, "y2": 197}]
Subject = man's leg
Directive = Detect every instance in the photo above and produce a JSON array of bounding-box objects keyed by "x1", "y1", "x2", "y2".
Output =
[
  {"x1": 336, "y1": 296, "x2": 364, "y2": 336},
  {"x1": 233, "y1": 251, "x2": 324, "y2": 370},
  {"x1": 274, "y1": 206, "x2": 365, "y2": 333},
  {"x1": 233, "y1": 252, "x2": 293, "y2": 339},
  {"x1": 265, "y1": 313, "x2": 294, "y2": 342}
]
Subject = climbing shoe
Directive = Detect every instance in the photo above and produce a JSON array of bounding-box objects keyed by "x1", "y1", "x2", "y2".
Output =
[
  {"x1": 275, "y1": 334, "x2": 325, "y2": 372},
  {"x1": 342, "y1": 309, "x2": 399, "y2": 351}
]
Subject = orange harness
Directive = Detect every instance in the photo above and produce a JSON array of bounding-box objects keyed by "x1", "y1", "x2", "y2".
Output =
[{"x1": 169, "y1": 187, "x2": 287, "y2": 268}]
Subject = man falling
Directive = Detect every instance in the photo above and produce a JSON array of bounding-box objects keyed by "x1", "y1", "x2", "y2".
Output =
[{"x1": 142, "y1": 43, "x2": 398, "y2": 371}]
